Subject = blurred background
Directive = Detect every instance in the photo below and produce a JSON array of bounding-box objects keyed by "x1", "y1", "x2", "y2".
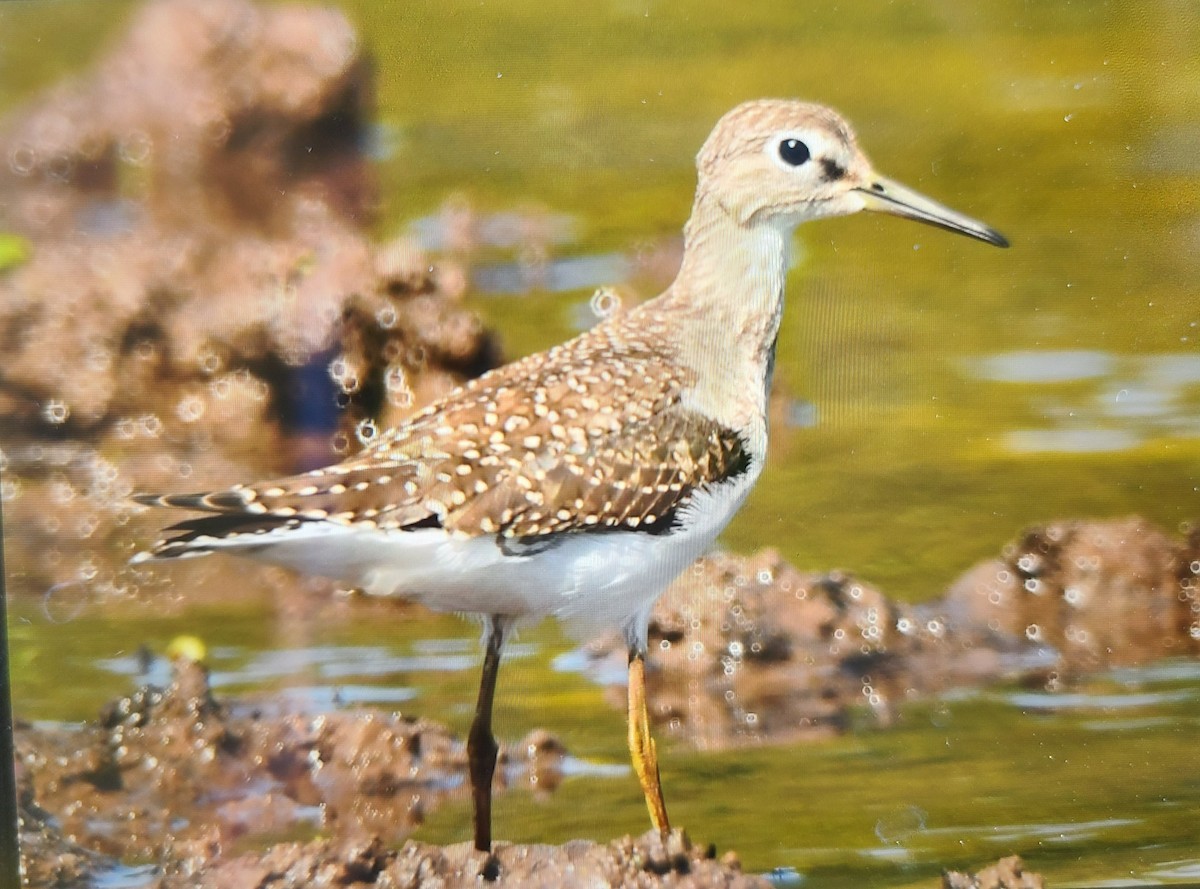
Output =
[{"x1": 1, "y1": 1, "x2": 1198, "y2": 887}]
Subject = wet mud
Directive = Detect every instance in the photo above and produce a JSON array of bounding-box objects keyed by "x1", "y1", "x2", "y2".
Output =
[
  {"x1": 15, "y1": 654, "x2": 1047, "y2": 887},
  {"x1": 585, "y1": 517, "x2": 1199, "y2": 749},
  {"x1": 946, "y1": 516, "x2": 1200, "y2": 672},
  {"x1": 154, "y1": 828, "x2": 767, "y2": 889},
  {"x1": 14, "y1": 659, "x2": 571, "y2": 886}
]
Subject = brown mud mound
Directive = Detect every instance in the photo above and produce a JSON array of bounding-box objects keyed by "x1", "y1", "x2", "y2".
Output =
[
  {"x1": 585, "y1": 549, "x2": 1037, "y2": 750},
  {"x1": 14, "y1": 658, "x2": 564, "y2": 873},
  {"x1": 0, "y1": 0, "x2": 371, "y2": 235},
  {"x1": 0, "y1": 0, "x2": 496, "y2": 602},
  {"x1": 158, "y1": 830, "x2": 768, "y2": 889},
  {"x1": 586, "y1": 518, "x2": 1199, "y2": 748},
  {"x1": 946, "y1": 516, "x2": 1200, "y2": 671},
  {"x1": 14, "y1": 658, "x2": 770, "y2": 888}
]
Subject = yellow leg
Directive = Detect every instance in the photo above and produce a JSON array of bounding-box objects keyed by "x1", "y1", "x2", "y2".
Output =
[{"x1": 627, "y1": 649, "x2": 670, "y2": 835}]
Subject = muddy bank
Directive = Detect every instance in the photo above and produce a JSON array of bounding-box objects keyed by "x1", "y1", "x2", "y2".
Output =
[
  {"x1": 13, "y1": 656, "x2": 771, "y2": 888},
  {"x1": 16, "y1": 519, "x2": 1180, "y2": 882},
  {"x1": 166, "y1": 844, "x2": 1044, "y2": 889},
  {"x1": 14, "y1": 657, "x2": 1045, "y2": 887},
  {"x1": 14, "y1": 659, "x2": 562, "y2": 861},
  {"x1": 14, "y1": 657, "x2": 567, "y2": 885},
  {"x1": 156, "y1": 830, "x2": 767, "y2": 889}
]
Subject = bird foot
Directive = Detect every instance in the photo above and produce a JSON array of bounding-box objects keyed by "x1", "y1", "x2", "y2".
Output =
[
  {"x1": 634, "y1": 826, "x2": 693, "y2": 875},
  {"x1": 475, "y1": 850, "x2": 501, "y2": 882}
]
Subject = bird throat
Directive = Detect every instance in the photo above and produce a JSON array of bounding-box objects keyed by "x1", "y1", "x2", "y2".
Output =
[{"x1": 649, "y1": 193, "x2": 789, "y2": 432}]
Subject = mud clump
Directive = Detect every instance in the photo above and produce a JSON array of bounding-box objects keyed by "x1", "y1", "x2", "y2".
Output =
[
  {"x1": 15, "y1": 645, "x2": 1059, "y2": 888},
  {"x1": 155, "y1": 829, "x2": 768, "y2": 889},
  {"x1": 946, "y1": 516, "x2": 1200, "y2": 672},
  {"x1": 588, "y1": 517, "x2": 1199, "y2": 748},
  {"x1": 1, "y1": 0, "x2": 372, "y2": 234},
  {"x1": 14, "y1": 657, "x2": 566, "y2": 880},
  {"x1": 16, "y1": 796, "x2": 115, "y2": 889},
  {"x1": 14, "y1": 658, "x2": 768, "y2": 888},
  {"x1": 0, "y1": 0, "x2": 496, "y2": 600},
  {"x1": 586, "y1": 549, "x2": 1030, "y2": 750}
]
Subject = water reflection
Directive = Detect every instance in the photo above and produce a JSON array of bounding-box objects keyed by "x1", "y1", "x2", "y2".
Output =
[
  {"x1": 473, "y1": 250, "x2": 630, "y2": 296},
  {"x1": 1005, "y1": 689, "x2": 1192, "y2": 711},
  {"x1": 95, "y1": 640, "x2": 539, "y2": 714},
  {"x1": 409, "y1": 204, "x2": 578, "y2": 254},
  {"x1": 976, "y1": 819, "x2": 1139, "y2": 846},
  {"x1": 1149, "y1": 860, "x2": 1200, "y2": 881},
  {"x1": 1005, "y1": 428, "x2": 1141, "y2": 453},
  {"x1": 964, "y1": 350, "x2": 1200, "y2": 452},
  {"x1": 90, "y1": 864, "x2": 158, "y2": 889},
  {"x1": 968, "y1": 350, "x2": 1115, "y2": 383},
  {"x1": 409, "y1": 204, "x2": 636, "y2": 297}
]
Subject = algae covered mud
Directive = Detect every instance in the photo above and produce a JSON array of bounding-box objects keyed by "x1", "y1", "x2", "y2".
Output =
[{"x1": 2, "y1": 1, "x2": 1199, "y2": 887}]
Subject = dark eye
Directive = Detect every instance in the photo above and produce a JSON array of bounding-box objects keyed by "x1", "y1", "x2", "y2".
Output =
[{"x1": 779, "y1": 138, "x2": 811, "y2": 166}]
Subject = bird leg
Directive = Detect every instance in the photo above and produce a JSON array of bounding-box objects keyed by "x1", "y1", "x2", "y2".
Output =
[
  {"x1": 627, "y1": 647, "x2": 670, "y2": 836},
  {"x1": 469, "y1": 619, "x2": 506, "y2": 854}
]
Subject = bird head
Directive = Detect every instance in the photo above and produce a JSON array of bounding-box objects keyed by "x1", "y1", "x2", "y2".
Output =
[{"x1": 695, "y1": 99, "x2": 1008, "y2": 247}]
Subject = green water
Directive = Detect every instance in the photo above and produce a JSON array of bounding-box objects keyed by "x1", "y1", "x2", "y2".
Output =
[{"x1": 4, "y1": 1, "x2": 1200, "y2": 886}]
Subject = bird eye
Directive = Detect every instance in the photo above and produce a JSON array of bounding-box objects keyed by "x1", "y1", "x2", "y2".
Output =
[{"x1": 778, "y1": 138, "x2": 811, "y2": 166}]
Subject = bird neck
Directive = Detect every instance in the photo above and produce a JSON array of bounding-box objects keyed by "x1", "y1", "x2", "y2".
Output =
[{"x1": 642, "y1": 191, "x2": 789, "y2": 433}]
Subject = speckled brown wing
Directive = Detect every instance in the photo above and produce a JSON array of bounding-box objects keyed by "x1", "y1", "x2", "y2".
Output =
[
  {"x1": 445, "y1": 410, "x2": 749, "y2": 538},
  {"x1": 137, "y1": 317, "x2": 751, "y2": 550},
  {"x1": 139, "y1": 405, "x2": 748, "y2": 553}
]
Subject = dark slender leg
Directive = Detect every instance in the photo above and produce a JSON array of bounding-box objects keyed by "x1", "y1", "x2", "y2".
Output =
[
  {"x1": 469, "y1": 618, "x2": 505, "y2": 853},
  {"x1": 628, "y1": 647, "x2": 671, "y2": 836}
]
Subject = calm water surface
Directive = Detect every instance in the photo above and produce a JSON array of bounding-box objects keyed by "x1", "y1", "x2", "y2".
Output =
[{"x1": 3, "y1": 1, "x2": 1199, "y2": 886}]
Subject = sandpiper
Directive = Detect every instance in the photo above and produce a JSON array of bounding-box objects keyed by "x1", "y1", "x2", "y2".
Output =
[{"x1": 134, "y1": 99, "x2": 1007, "y2": 854}]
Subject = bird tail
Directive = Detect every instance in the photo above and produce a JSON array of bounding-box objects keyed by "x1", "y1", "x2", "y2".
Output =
[{"x1": 130, "y1": 489, "x2": 287, "y2": 563}]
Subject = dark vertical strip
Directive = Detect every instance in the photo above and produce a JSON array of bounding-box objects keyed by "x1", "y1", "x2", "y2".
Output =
[
  {"x1": 0, "y1": 495, "x2": 21, "y2": 889},
  {"x1": 468, "y1": 618, "x2": 505, "y2": 856}
]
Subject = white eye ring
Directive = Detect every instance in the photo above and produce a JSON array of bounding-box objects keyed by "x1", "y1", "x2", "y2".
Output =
[{"x1": 766, "y1": 129, "x2": 830, "y2": 172}]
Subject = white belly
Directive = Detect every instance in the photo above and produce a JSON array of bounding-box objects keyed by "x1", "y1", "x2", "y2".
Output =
[{"x1": 224, "y1": 471, "x2": 758, "y2": 644}]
